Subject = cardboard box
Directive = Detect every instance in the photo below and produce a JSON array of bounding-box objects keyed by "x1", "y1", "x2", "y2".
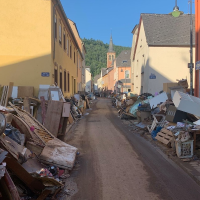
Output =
[{"x1": 163, "y1": 83, "x2": 178, "y2": 93}]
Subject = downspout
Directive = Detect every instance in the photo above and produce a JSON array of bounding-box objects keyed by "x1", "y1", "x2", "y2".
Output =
[{"x1": 53, "y1": 2, "x2": 58, "y2": 60}]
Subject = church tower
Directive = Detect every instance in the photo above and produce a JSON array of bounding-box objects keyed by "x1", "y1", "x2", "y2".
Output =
[{"x1": 107, "y1": 35, "x2": 116, "y2": 68}]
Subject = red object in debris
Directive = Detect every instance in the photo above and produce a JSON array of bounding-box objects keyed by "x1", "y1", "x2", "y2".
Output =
[
  {"x1": 30, "y1": 126, "x2": 35, "y2": 132},
  {"x1": 58, "y1": 169, "x2": 65, "y2": 177}
]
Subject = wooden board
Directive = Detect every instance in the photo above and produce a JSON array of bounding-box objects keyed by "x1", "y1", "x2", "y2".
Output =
[
  {"x1": 155, "y1": 128, "x2": 174, "y2": 145},
  {"x1": 18, "y1": 86, "x2": 34, "y2": 97},
  {"x1": 68, "y1": 113, "x2": 74, "y2": 124},
  {"x1": 7, "y1": 82, "x2": 14, "y2": 98},
  {"x1": 23, "y1": 97, "x2": 30, "y2": 113},
  {"x1": 0, "y1": 86, "x2": 8, "y2": 106},
  {"x1": 40, "y1": 96, "x2": 46, "y2": 124},
  {"x1": 44, "y1": 100, "x2": 63, "y2": 137},
  {"x1": 5, "y1": 82, "x2": 14, "y2": 106}
]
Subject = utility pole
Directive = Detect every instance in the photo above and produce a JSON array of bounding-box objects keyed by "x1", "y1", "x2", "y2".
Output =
[{"x1": 188, "y1": 0, "x2": 194, "y2": 95}]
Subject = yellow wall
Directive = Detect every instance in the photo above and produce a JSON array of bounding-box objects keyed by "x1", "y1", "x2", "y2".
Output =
[
  {"x1": 0, "y1": 0, "x2": 52, "y2": 95},
  {"x1": 52, "y1": 2, "x2": 79, "y2": 97},
  {"x1": 68, "y1": 19, "x2": 83, "y2": 92},
  {"x1": 0, "y1": 0, "x2": 80, "y2": 97}
]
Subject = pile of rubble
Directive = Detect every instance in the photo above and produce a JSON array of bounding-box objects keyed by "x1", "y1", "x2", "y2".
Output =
[
  {"x1": 112, "y1": 80, "x2": 200, "y2": 160},
  {"x1": 0, "y1": 83, "x2": 91, "y2": 199}
]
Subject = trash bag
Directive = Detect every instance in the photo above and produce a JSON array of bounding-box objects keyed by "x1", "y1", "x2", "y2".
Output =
[{"x1": 4, "y1": 124, "x2": 25, "y2": 145}]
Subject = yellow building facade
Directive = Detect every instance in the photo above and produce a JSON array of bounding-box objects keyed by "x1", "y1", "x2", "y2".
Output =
[{"x1": 0, "y1": 0, "x2": 82, "y2": 97}]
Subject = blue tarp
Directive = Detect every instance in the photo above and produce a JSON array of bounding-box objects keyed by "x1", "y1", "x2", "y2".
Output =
[{"x1": 151, "y1": 126, "x2": 162, "y2": 140}]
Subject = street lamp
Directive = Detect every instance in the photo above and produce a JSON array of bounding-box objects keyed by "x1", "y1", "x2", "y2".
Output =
[{"x1": 171, "y1": 0, "x2": 183, "y2": 17}]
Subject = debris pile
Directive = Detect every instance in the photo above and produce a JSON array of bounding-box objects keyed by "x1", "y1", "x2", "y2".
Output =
[
  {"x1": 0, "y1": 83, "x2": 92, "y2": 199},
  {"x1": 112, "y1": 79, "x2": 200, "y2": 160}
]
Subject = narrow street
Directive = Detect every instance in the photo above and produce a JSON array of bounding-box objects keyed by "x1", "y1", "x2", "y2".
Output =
[{"x1": 64, "y1": 98, "x2": 200, "y2": 200}]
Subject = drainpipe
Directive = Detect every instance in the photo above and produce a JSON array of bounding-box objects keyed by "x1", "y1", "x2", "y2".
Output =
[
  {"x1": 189, "y1": 0, "x2": 194, "y2": 95},
  {"x1": 53, "y1": 2, "x2": 58, "y2": 60}
]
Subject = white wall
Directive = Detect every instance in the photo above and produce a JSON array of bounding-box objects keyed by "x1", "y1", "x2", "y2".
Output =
[
  {"x1": 133, "y1": 21, "x2": 149, "y2": 95},
  {"x1": 85, "y1": 68, "x2": 91, "y2": 92},
  {"x1": 146, "y1": 46, "x2": 195, "y2": 95}
]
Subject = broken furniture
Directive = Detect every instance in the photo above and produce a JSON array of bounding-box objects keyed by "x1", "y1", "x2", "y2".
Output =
[
  {"x1": 147, "y1": 114, "x2": 166, "y2": 133},
  {"x1": 155, "y1": 128, "x2": 174, "y2": 146}
]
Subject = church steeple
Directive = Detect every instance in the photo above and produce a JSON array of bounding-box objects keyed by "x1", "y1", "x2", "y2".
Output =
[
  {"x1": 107, "y1": 34, "x2": 116, "y2": 68},
  {"x1": 108, "y1": 34, "x2": 114, "y2": 52}
]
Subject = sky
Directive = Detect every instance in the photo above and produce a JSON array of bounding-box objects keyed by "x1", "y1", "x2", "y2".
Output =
[{"x1": 60, "y1": 0, "x2": 195, "y2": 47}]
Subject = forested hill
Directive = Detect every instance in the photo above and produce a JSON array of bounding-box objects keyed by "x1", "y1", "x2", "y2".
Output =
[{"x1": 82, "y1": 38, "x2": 131, "y2": 77}]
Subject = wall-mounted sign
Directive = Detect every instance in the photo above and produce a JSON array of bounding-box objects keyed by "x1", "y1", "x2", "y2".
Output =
[
  {"x1": 149, "y1": 73, "x2": 156, "y2": 79},
  {"x1": 196, "y1": 60, "x2": 200, "y2": 70},
  {"x1": 41, "y1": 72, "x2": 50, "y2": 77}
]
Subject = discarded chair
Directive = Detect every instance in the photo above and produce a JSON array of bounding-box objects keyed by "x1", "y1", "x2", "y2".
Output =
[{"x1": 147, "y1": 114, "x2": 166, "y2": 133}]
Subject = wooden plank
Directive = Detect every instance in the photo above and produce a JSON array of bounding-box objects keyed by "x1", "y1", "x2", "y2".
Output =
[
  {"x1": 18, "y1": 86, "x2": 34, "y2": 98},
  {"x1": 40, "y1": 96, "x2": 46, "y2": 124},
  {"x1": 44, "y1": 100, "x2": 63, "y2": 137},
  {"x1": 161, "y1": 128, "x2": 174, "y2": 136},
  {"x1": 68, "y1": 113, "x2": 74, "y2": 124},
  {"x1": 157, "y1": 132, "x2": 172, "y2": 140},
  {"x1": 155, "y1": 135, "x2": 169, "y2": 145},
  {"x1": 23, "y1": 97, "x2": 30, "y2": 113},
  {"x1": 5, "y1": 82, "x2": 14, "y2": 106}
]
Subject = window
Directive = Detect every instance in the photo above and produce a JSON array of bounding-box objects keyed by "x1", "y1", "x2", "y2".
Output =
[
  {"x1": 54, "y1": 68, "x2": 58, "y2": 85},
  {"x1": 125, "y1": 70, "x2": 130, "y2": 78},
  {"x1": 72, "y1": 76, "x2": 74, "y2": 94},
  {"x1": 70, "y1": 43, "x2": 72, "y2": 58},
  {"x1": 60, "y1": 71, "x2": 62, "y2": 90},
  {"x1": 67, "y1": 72, "x2": 70, "y2": 92},
  {"x1": 55, "y1": 16, "x2": 57, "y2": 39},
  {"x1": 64, "y1": 71, "x2": 66, "y2": 92},
  {"x1": 59, "y1": 23, "x2": 62, "y2": 44},
  {"x1": 74, "y1": 79, "x2": 76, "y2": 94},
  {"x1": 112, "y1": 55, "x2": 114, "y2": 60},
  {"x1": 109, "y1": 55, "x2": 111, "y2": 60},
  {"x1": 74, "y1": 50, "x2": 75, "y2": 63},
  {"x1": 67, "y1": 37, "x2": 69, "y2": 55},
  {"x1": 63, "y1": 32, "x2": 66, "y2": 50},
  {"x1": 123, "y1": 60, "x2": 127, "y2": 63}
]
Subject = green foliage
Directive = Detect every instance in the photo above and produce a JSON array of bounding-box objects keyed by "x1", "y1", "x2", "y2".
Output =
[{"x1": 82, "y1": 38, "x2": 131, "y2": 77}]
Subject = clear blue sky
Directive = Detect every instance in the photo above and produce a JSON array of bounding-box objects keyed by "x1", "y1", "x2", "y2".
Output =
[{"x1": 60, "y1": 0, "x2": 194, "y2": 47}]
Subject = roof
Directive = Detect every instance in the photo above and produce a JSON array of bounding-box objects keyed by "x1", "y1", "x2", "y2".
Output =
[
  {"x1": 101, "y1": 68, "x2": 107, "y2": 77},
  {"x1": 141, "y1": 14, "x2": 195, "y2": 46},
  {"x1": 131, "y1": 24, "x2": 139, "y2": 34},
  {"x1": 94, "y1": 74, "x2": 101, "y2": 83},
  {"x1": 116, "y1": 50, "x2": 131, "y2": 67},
  {"x1": 107, "y1": 67, "x2": 114, "y2": 73}
]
